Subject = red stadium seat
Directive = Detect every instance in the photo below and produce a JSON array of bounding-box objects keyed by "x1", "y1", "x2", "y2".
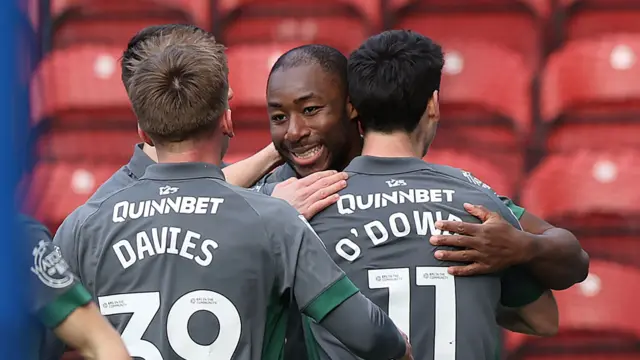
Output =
[
  {"x1": 522, "y1": 150, "x2": 640, "y2": 229},
  {"x1": 224, "y1": 128, "x2": 272, "y2": 163},
  {"x1": 25, "y1": 162, "x2": 121, "y2": 229},
  {"x1": 424, "y1": 150, "x2": 513, "y2": 198},
  {"x1": 37, "y1": 130, "x2": 139, "y2": 162},
  {"x1": 425, "y1": 40, "x2": 530, "y2": 190},
  {"x1": 227, "y1": 42, "x2": 304, "y2": 126},
  {"x1": 218, "y1": 0, "x2": 369, "y2": 50},
  {"x1": 31, "y1": 45, "x2": 133, "y2": 127},
  {"x1": 557, "y1": 0, "x2": 640, "y2": 44},
  {"x1": 504, "y1": 260, "x2": 640, "y2": 359},
  {"x1": 389, "y1": 0, "x2": 544, "y2": 68},
  {"x1": 50, "y1": 0, "x2": 208, "y2": 48},
  {"x1": 541, "y1": 35, "x2": 640, "y2": 151}
]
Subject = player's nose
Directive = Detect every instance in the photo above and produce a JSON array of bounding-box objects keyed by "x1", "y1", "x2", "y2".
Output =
[{"x1": 284, "y1": 115, "x2": 310, "y2": 143}]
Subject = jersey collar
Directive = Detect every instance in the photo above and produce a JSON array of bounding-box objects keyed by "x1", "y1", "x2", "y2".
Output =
[
  {"x1": 141, "y1": 162, "x2": 226, "y2": 181},
  {"x1": 126, "y1": 143, "x2": 156, "y2": 180},
  {"x1": 345, "y1": 155, "x2": 430, "y2": 175}
]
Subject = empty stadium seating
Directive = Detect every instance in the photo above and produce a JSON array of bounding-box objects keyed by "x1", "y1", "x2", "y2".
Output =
[
  {"x1": 25, "y1": 161, "x2": 121, "y2": 229},
  {"x1": 556, "y1": 0, "x2": 640, "y2": 45},
  {"x1": 541, "y1": 35, "x2": 640, "y2": 152},
  {"x1": 50, "y1": 0, "x2": 208, "y2": 48},
  {"x1": 504, "y1": 259, "x2": 640, "y2": 359},
  {"x1": 37, "y1": 129, "x2": 139, "y2": 162},
  {"x1": 218, "y1": 0, "x2": 370, "y2": 50},
  {"x1": 427, "y1": 40, "x2": 531, "y2": 191},
  {"x1": 388, "y1": 0, "x2": 545, "y2": 68},
  {"x1": 31, "y1": 44, "x2": 133, "y2": 127},
  {"x1": 522, "y1": 150, "x2": 640, "y2": 230}
]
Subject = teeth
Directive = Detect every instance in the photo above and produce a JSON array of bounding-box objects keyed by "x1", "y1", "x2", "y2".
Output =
[{"x1": 293, "y1": 146, "x2": 322, "y2": 159}]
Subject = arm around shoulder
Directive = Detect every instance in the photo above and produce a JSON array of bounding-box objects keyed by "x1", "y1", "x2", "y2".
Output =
[{"x1": 222, "y1": 143, "x2": 282, "y2": 188}]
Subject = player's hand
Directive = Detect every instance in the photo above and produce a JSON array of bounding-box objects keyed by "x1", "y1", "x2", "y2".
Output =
[
  {"x1": 271, "y1": 170, "x2": 348, "y2": 219},
  {"x1": 398, "y1": 330, "x2": 414, "y2": 360},
  {"x1": 429, "y1": 203, "x2": 534, "y2": 276}
]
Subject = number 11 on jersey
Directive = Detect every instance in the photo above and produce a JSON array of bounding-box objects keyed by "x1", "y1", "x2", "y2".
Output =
[{"x1": 368, "y1": 267, "x2": 456, "y2": 360}]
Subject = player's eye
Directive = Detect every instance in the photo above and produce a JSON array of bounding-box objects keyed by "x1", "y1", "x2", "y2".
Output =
[
  {"x1": 270, "y1": 114, "x2": 287, "y2": 123},
  {"x1": 302, "y1": 106, "x2": 322, "y2": 115}
]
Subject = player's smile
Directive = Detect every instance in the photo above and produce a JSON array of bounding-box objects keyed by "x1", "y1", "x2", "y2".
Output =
[{"x1": 290, "y1": 144, "x2": 325, "y2": 165}]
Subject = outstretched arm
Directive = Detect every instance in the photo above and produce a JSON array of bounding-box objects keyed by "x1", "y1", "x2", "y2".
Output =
[
  {"x1": 222, "y1": 143, "x2": 283, "y2": 187},
  {"x1": 431, "y1": 203, "x2": 589, "y2": 290}
]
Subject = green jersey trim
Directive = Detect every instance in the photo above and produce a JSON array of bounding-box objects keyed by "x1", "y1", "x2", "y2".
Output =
[
  {"x1": 38, "y1": 283, "x2": 92, "y2": 329},
  {"x1": 303, "y1": 316, "x2": 321, "y2": 360},
  {"x1": 501, "y1": 197, "x2": 525, "y2": 220},
  {"x1": 500, "y1": 268, "x2": 546, "y2": 308},
  {"x1": 303, "y1": 275, "x2": 359, "y2": 322}
]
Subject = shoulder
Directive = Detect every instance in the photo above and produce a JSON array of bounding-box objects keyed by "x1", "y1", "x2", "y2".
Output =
[
  {"x1": 426, "y1": 163, "x2": 521, "y2": 228},
  {"x1": 88, "y1": 166, "x2": 133, "y2": 202},
  {"x1": 227, "y1": 182, "x2": 299, "y2": 220}
]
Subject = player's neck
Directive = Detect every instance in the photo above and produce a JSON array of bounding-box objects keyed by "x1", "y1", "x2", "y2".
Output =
[
  {"x1": 361, "y1": 132, "x2": 422, "y2": 158},
  {"x1": 142, "y1": 143, "x2": 159, "y2": 162},
  {"x1": 155, "y1": 139, "x2": 223, "y2": 166}
]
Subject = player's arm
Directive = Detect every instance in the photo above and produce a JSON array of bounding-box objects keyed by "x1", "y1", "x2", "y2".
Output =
[
  {"x1": 432, "y1": 199, "x2": 588, "y2": 290},
  {"x1": 267, "y1": 206, "x2": 411, "y2": 360},
  {"x1": 53, "y1": 302, "x2": 131, "y2": 360},
  {"x1": 222, "y1": 142, "x2": 283, "y2": 187},
  {"x1": 516, "y1": 209, "x2": 589, "y2": 290},
  {"x1": 498, "y1": 266, "x2": 559, "y2": 337},
  {"x1": 23, "y1": 217, "x2": 129, "y2": 359}
]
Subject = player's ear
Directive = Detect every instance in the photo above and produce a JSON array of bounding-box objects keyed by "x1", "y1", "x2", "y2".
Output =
[
  {"x1": 346, "y1": 97, "x2": 358, "y2": 121},
  {"x1": 427, "y1": 90, "x2": 440, "y2": 122},
  {"x1": 220, "y1": 108, "x2": 234, "y2": 138},
  {"x1": 137, "y1": 126, "x2": 154, "y2": 146}
]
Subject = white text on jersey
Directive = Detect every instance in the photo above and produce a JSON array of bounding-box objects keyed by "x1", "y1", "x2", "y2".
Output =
[
  {"x1": 112, "y1": 196, "x2": 225, "y2": 223},
  {"x1": 112, "y1": 227, "x2": 219, "y2": 269},
  {"x1": 337, "y1": 189, "x2": 455, "y2": 215},
  {"x1": 335, "y1": 211, "x2": 462, "y2": 262}
]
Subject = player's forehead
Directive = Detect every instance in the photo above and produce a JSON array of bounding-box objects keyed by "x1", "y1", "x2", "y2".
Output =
[{"x1": 267, "y1": 64, "x2": 341, "y2": 105}]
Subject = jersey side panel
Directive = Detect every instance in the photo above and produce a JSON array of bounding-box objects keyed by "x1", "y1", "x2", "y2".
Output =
[
  {"x1": 310, "y1": 169, "x2": 514, "y2": 360},
  {"x1": 82, "y1": 178, "x2": 279, "y2": 360}
]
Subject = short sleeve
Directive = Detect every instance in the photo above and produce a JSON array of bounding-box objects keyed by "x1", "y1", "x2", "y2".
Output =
[
  {"x1": 52, "y1": 210, "x2": 83, "y2": 277},
  {"x1": 498, "y1": 196, "x2": 526, "y2": 220},
  {"x1": 266, "y1": 204, "x2": 359, "y2": 323},
  {"x1": 24, "y1": 218, "x2": 92, "y2": 329},
  {"x1": 500, "y1": 265, "x2": 545, "y2": 308}
]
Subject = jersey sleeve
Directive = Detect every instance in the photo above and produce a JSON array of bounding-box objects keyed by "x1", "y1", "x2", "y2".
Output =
[
  {"x1": 52, "y1": 207, "x2": 88, "y2": 278},
  {"x1": 498, "y1": 196, "x2": 526, "y2": 220},
  {"x1": 24, "y1": 217, "x2": 92, "y2": 329},
  {"x1": 500, "y1": 265, "x2": 546, "y2": 308},
  {"x1": 265, "y1": 203, "x2": 359, "y2": 323}
]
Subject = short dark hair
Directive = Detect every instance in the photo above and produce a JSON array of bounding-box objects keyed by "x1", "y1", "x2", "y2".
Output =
[
  {"x1": 269, "y1": 44, "x2": 348, "y2": 94},
  {"x1": 128, "y1": 32, "x2": 229, "y2": 145},
  {"x1": 348, "y1": 30, "x2": 444, "y2": 133},
  {"x1": 121, "y1": 24, "x2": 207, "y2": 89}
]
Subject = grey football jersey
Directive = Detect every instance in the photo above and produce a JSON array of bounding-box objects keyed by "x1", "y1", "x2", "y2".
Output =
[
  {"x1": 89, "y1": 143, "x2": 155, "y2": 201},
  {"x1": 308, "y1": 156, "x2": 545, "y2": 360},
  {"x1": 22, "y1": 215, "x2": 92, "y2": 360},
  {"x1": 53, "y1": 162, "x2": 358, "y2": 360}
]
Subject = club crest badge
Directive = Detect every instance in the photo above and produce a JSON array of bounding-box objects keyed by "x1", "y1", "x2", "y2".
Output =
[{"x1": 31, "y1": 240, "x2": 74, "y2": 289}]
